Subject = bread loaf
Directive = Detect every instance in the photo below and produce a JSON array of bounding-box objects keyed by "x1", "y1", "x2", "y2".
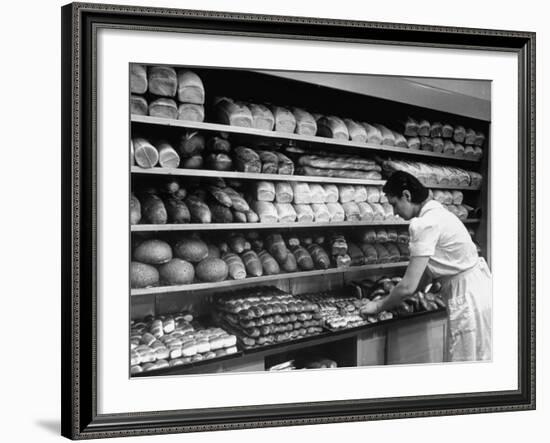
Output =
[
  {"x1": 323, "y1": 184, "x2": 339, "y2": 203},
  {"x1": 184, "y1": 195, "x2": 211, "y2": 223},
  {"x1": 342, "y1": 202, "x2": 361, "y2": 221},
  {"x1": 274, "y1": 203, "x2": 297, "y2": 222},
  {"x1": 196, "y1": 257, "x2": 229, "y2": 282},
  {"x1": 208, "y1": 186, "x2": 232, "y2": 207},
  {"x1": 418, "y1": 120, "x2": 431, "y2": 137},
  {"x1": 385, "y1": 243, "x2": 401, "y2": 262},
  {"x1": 453, "y1": 143, "x2": 465, "y2": 157},
  {"x1": 130, "y1": 64, "x2": 147, "y2": 94},
  {"x1": 357, "y1": 202, "x2": 374, "y2": 221},
  {"x1": 464, "y1": 145, "x2": 475, "y2": 159},
  {"x1": 176, "y1": 70, "x2": 205, "y2": 104},
  {"x1": 204, "y1": 153, "x2": 231, "y2": 171},
  {"x1": 393, "y1": 131, "x2": 408, "y2": 148},
  {"x1": 251, "y1": 201, "x2": 278, "y2": 223},
  {"x1": 330, "y1": 234, "x2": 348, "y2": 255},
  {"x1": 387, "y1": 229, "x2": 398, "y2": 242},
  {"x1": 365, "y1": 186, "x2": 381, "y2": 203},
  {"x1": 353, "y1": 186, "x2": 368, "y2": 203},
  {"x1": 134, "y1": 239, "x2": 172, "y2": 265},
  {"x1": 265, "y1": 234, "x2": 289, "y2": 263},
  {"x1": 374, "y1": 244, "x2": 390, "y2": 263},
  {"x1": 442, "y1": 123, "x2": 454, "y2": 138},
  {"x1": 207, "y1": 244, "x2": 221, "y2": 259},
  {"x1": 133, "y1": 137, "x2": 159, "y2": 169},
  {"x1": 223, "y1": 187, "x2": 250, "y2": 212},
  {"x1": 291, "y1": 182, "x2": 312, "y2": 204},
  {"x1": 140, "y1": 194, "x2": 167, "y2": 224},
  {"x1": 149, "y1": 98, "x2": 178, "y2": 119},
  {"x1": 163, "y1": 196, "x2": 191, "y2": 223},
  {"x1": 131, "y1": 261, "x2": 159, "y2": 288},
  {"x1": 293, "y1": 246, "x2": 314, "y2": 270},
  {"x1": 373, "y1": 124, "x2": 395, "y2": 146},
  {"x1": 148, "y1": 66, "x2": 177, "y2": 97},
  {"x1": 246, "y1": 209, "x2": 259, "y2": 223},
  {"x1": 130, "y1": 193, "x2": 141, "y2": 225},
  {"x1": 275, "y1": 182, "x2": 293, "y2": 203},
  {"x1": 258, "y1": 151, "x2": 279, "y2": 174},
  {"x1": 276, "y1": 152, "x2": 294, "y2": 175},
  {"x1": 309, "y1": 184, "x2": 327, "y2": 204},
  {"x1": 443, "y1": 140, "x2": 455, "y2": 156},
  {"x1": 248, "y1": 104, "x2": 275, "y2": 131},
  {"x1": 432, "y1": 190, "x2": 446, "y2": 204},
  {"x1": 420, "y1": 136, "x2": 434, "y2": 151},
  {"x1": 234, "y1": 146, "x2": 261, "y2": 173},
  {"x1": 326, "y1": 202, "x2": 345, "y2": 222},
  {"x1": 210, "y1": 203, "x2": 233, "y2": 223},
  {"x1": 360, "y1": 228, "x2": 377, "y2": 243},
  {"x1": 297, "y1": 155, "x2": 380, "y2": 172},
  {"x1": 453, "y1": 125, "x2": 466, "y2": 143},
  {"x1": 299, "y1": 166, "x2": 382, "y2": 180},
  {"x1": 294, "y1": 204, "x2": 314, "y2": 223},
  {"x1": 255, "y1": 181, "x2": 276, "y2": 202},
  {"x1": 396, "y1": 242, "x2": 410, "y2": 259},
  {"x1": 361, "y1": 123, "x2": 383, "y2": 144},
  {"x1": 317, "y1": 116, "x2": 349, "y2": 140},
  {"x1": 270, "y1": 106, "x2": 296, "y2": 133},
  {"x1": 281, "y1": 252, "x2": 298, "y2": 272},
  {"x1": 360, "y1": 244, "x2": 378, "y2": 263},
  {"x1": 311, "y1": 203, "x2": 330, "y2": 222},
  {"x1": 338, "y1": 185, "x2": 355, "y2": 203},
  {"x1": 130, "y1": 94, "x2": 148, "y2": 115},
  {"x1": 307, "y1": 244, "x2": 330, "y2": 269},
  {"x1": 292, "y1": 108, "x2": 317, "y2": 136},
  {"x1": 344, "y1": 119, "x2": 368, "y2": 142},
  {"x1": 347, "y1": 242, "x2": 365, "y2": 266},
  {"x1": 464, "y1": 128, "x2": 476, "y2": 145},
  {"x1": 432, "y1": 137, "x2": 444, "y2": 153},
  {"x1": 159, "y1": 258, "x2": 195, "y2": 285},
  {"x1": 223, "y1": 253, "x2": 247, "y2": 280},
  {"x1": 430, "y1": 122, "x2": 443, "y2": 137},
  {"x1": 177, "y1": 103, "x2": 204, "y2": 122},
  {"x1": 407, "y1": 137, "x2": 421, "y2": 150},
  {"x1": 178, "y1": 131, "x2": 205, "y2": 158},
  {"x1": 215, "y1": 97, "x2": 253, "y2": 127},
  {"x1": 375, "y1": 228, "x2": 389, "y2": 242},
  {"x1": 174, "y1": 236, "x2": 208, "y2": 262},
  {"x1": 258, "y1": 250, "x2": 280, "y2": 275},
  {"x1": 473, "y1": 146, "x2": 483, "y2": 160},
  {"x1": 402, "y1": 117, "x2": 419, "y2": 137},
  {"x1": 469, "y1": 172, "x2": 482, "y2": 188},
  {"x1": 156, "y1": 141, "x2": 180, "y2": 169},
  {"x1": 369, "y1": 203, "x2": 385, "y2": 221},
  {"x1": 382, "y1": 202, "x2": 395, "y2": 219},
  {"x1": 232, "y1": 210, "x2": 247, "y2": 223},
  {"x1": 181, "y1": 155, "x2": 203, "y2": 169},
  {"x1": 241, "y1": 250, "x2": 263, "y2": 277},
  {"x1": 474, "y1": 131, "x2": 486, "y2": 147}
]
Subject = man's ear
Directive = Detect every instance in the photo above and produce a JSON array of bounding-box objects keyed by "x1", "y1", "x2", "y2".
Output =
[{"x1": 402, "y1": 190, "x2": 412, "y2": 202}]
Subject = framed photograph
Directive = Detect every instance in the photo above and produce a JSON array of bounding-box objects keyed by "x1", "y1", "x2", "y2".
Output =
[{"x1": 61, "y1": 2, "x2": 536, "y2": 439}]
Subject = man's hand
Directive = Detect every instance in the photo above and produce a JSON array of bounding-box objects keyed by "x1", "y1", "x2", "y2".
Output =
[{"x1": 360, "y1": 300, "x2": 382, "y2": 315}]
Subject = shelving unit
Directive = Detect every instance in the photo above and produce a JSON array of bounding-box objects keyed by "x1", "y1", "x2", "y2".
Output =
[{"x1": 130, "y1": 65, "x2": 490, "y2": 375}]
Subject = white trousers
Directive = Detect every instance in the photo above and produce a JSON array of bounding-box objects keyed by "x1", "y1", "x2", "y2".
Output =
[{"x1": 440, "y1": 258, "x2": 492, "y2": 362}]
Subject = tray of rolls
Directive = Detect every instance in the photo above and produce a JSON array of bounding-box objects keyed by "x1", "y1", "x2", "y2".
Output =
[{"x1": 130, "y1": 312, "x2": 241, "y2": 376}]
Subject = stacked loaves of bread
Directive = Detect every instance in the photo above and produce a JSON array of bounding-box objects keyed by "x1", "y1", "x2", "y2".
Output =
[
  {"x1": 383, "y1": 159, "x2": 483, "y2": 188},
  {"x1": 215, "y1": 286, "x2": 324, "y2": 348},
  {"x1": 398, "y1": 117, "x2": 485, "y2": 160},
  {"x1": 430, "y1": 190, "x2": 472, "y2": 220},
  {"x1": 295, "y1": 153, "x2": 383, "y2": 180},
  {"x1": 130, "y1": 312, "x2": 238, "y2": 374},
  {"x1": 130, "y1": 64, "x2": 206, "y2": 122}
]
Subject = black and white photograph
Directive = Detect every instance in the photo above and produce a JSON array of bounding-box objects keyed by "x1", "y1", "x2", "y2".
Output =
[{"x1": 129, "y1": 65, "x2": 492, "y2": 377}]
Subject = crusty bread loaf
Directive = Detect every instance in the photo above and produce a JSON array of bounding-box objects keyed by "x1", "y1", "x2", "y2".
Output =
[
  {"x1": 270, "y1": 106, "x2": 296, "y2": 133},
  {"x1": 430, "y1": 122, "x2": 443, "y2": 137},
  {"x1": 292, "y1": 108, "x2": 317, "y2": 136},
  {"x1": 344, "y1": 119, "x2": 368, "y2": 143},
  {"x1": 474, "y1": 131, "x2": 486, "y2": 147},
  {"x1": 130, "y1": 94, "x2": 148, "y2": 115},
  {"x1": 163, "y1": 196, "x2": 190, "y2": 223},
  {"x1": 196, "y1": 257, "x2": 228, "y2": 282},
  {"x1": 432, "y1": 137, "x2": 444, "y2": 153},
  {"x1": 140, "y1": 193, "x2": 167, "y2": 224},
  {"x1": 361, "y1": 123, "x2": 383, "y2": 144},
  {"x1": 233, "y1": 146, "x2": 261, "y2": 173},
  {"x1": 251, "y1": 201, "x2": 278, "y2": 223},
  {"x1": 407, "y1": 137, "x2": 420, "y2": 150},
  {"x1": 130, "y1": 64, "x2": 148, "y2": 94},
  {"x1": 274, "y1": 203, "x2": 297, "y2": 223},
  {"x1": 420, "y1": 136, "x2": 434, "y2": 151},
  {"x1": 176, "y1": 70, "x2": 205, "y2": 104},
  {"x1": 453, "y1": 125, "x2": 466, "y2": 143},
  {"x1": 443, "y1": 140, "x2": 455, "y2": 156},
  {"x1": 258, "y1": 151, "x2": 279, "y2": 174},
  {"x1": 291, "y1": 182, "x2": 312, "y2": 204},
  {"x1": 418, "y1": 120, "x2": 431, "y2": 137},
  {"x1": 323, "y1": 185, "x2": 339, "y2": 203},
  {"x1": 453, "y1": 143, "x2": 465, "y2": 157},
  {"x1": 311, "y1": 203, "x2": 330, "y2": 222},
  {"x1": 309, "y1": 184, "x2": 327, "y2": 204},
  {"x1": 357, "y1": 202, "x2": 374, "y2": 221},
  {"x1": 442, "y1": 123, "x2": 454, "y2": 138},
  {"x1": 205, "y1": 153, "x2": 232, "y2": 171},
  {"x1": 473, "y1": 146, "x2": 483, "y2": 160},
  {"x1": 393, "y1": 131, "x2": 408, "y2": 148},
  {"x1": 249, "y1": 104, "x2": 275, "y2": 131},
  {"x1": 255, "y1": 181, "x2": 276, "y2": 202},
  {"x1": 131, "y1": 261, "x2": 159, "y2": 289},
  {"x1": 338, "y1": 185, "x2": 355, "y2": 204},
  {"x1": 177, "y1": 103, "x2": 204, "y2": 122},
  {"x1": 133, "y1": 137, "x2": 159, "y2": 169},
  {"x1": 373, "y1": 124, "x2": 395, "y2": 146},
  {"x1": 276, "y1": 152, "x2": 294, "y2": 175},
  {"x1": 464, "y1": 128, "x2": 477, "y2": 145},
  {"x1": 275, "y1": 182, "x2": 293, "y2": 203},
  {"x1": 148, "y1": 66, "x2": 177, "y2": 97},
  {"x1": 215, "y1": 97, "x2": 253, "y2": 127},
  {"x1": 294, "y1": 204, "x2": 314, "y2": 223},
  {"x1": 342, "y1": 201, "x2": 360, "y2": 221},
  {"x1": 157, "y1": 141, "x2": 180, "y2": 169},
  {"x1": 402, "y1": 117, "x2": 419, "y2": 137},
  {"x1": 317, "y1": 116, "x2": 349, "y2": 140},
  {"x1": 353, "y1": 185, "x2": 368, "y2": 203},
  {"x1": 178, "y1": 131, "x2": 205, "y2": 158},
  {"x1": 159, "y1": 258, "x2": 195, "y2": 285},
  {"x1": 134, "y1": 239, "x2": 172, "y2": 265},
  {"x1": 130, "y1": 193, "x2": 141, "y2": 225},
  {"x1": 464, "y1": 145, "x2": 475, "y2": 159},
  {"x1": 148, "y1": 98, "x2": 178, "y2": 119},
  {"x1": 326, "y1": 202, "x2": 345, "y2": 222}
]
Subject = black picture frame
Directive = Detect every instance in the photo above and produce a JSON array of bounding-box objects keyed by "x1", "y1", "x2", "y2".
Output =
[{"x1": 61, "y1": 2, "x2": 536, "y2": 439}]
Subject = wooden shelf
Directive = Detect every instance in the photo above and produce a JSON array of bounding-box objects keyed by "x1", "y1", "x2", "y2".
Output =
[
  {"x1": 131, "y1": 166, "x2": 481, "y2": 191},
  {"x1": 131, "y1": 261, "x2": 409, "y2": 296},
  {"x1": 131, "y1": 219, "x2": 480, "y2": 232},
  {"x1": 131, "y1": 115, "x2": 481, "y2": 163}
]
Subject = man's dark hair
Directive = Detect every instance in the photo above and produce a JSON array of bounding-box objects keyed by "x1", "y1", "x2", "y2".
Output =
[{"x1": 382, "y1": 170, "x2": 429, "y2": 204}]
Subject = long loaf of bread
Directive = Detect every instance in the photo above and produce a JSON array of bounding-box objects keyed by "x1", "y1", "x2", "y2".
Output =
[
  {"x1": 130, "y1": 64, "x2": 147, "y2": 94},
  {"x1": 298, "y1": 166, "x2": 382, "y2": 180}
]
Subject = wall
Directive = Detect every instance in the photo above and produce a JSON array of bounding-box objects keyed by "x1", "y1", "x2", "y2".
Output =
[{"x1": 0, "y1": 1, "x2": 545, "y2": 443}]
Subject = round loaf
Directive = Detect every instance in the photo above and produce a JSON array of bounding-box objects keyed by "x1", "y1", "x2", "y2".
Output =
[
  {"x1": 174, "y1": 237, "x2": 208, "y2": 263},
  {"x1": 195, "y1": 258, "x2": 229, "y2": 282},
  {"x1": 133, "y1": 239, "x2": 172, "y2": 265},
  {"x1": 130, "y1": 262, "x2": 159, "y2": 289},
  {"x1": 158, "y1": 258, "x2": 195, "y2": 285}
]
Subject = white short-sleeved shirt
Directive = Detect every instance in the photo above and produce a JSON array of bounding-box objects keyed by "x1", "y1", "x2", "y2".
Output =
[{"x1": 408, "y1": 200, "x2": 479, "y2": 278}]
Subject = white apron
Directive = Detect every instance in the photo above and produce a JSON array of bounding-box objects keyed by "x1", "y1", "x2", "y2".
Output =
[
  {"x1": 439, "y1": 257, "x2": 492, "y2": 362},
  {"x1": 408, "y1": 200, "x2": 492, "y2": 362}
]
